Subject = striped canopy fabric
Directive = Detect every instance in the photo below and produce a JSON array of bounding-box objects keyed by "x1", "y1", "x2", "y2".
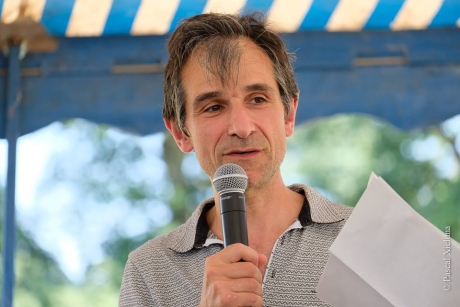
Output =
[{"x1": 1, "y1": 0, "x2": 460, "y2": 37}]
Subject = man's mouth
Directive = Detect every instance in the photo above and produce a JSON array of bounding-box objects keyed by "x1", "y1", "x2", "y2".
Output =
[
  {"x1": 235, "y1": 151, "x2": 255, "y2": 155},
  {"x1": 226, "y1": 149, "x2": 259, "y2": 156}
]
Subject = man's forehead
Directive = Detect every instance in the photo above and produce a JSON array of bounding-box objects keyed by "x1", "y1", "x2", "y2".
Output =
[{"x1": 183, "y1": 37, "x2": 273, "y2": 86}]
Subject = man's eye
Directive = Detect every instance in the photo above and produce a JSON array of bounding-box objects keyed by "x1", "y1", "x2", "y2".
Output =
[
  {"x1": 205, "y1": 105, "x2": 222, "y2": 113},
  {"x1": 251, "y1": 97, "x2": 266, "y2": 104}
]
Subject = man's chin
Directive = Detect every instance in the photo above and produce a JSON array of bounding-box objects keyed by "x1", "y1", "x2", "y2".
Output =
[{"x1": 246, "y1": 170, "x2": 277, "y2": 191}]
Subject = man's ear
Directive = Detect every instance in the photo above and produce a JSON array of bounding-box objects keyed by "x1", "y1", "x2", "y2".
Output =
[
  {"x1": 285, "y1": 97, "x2": 298, "y2": 137},
  {"x1": 164, "y1": 119, "x2": 194, "y2": 153}
]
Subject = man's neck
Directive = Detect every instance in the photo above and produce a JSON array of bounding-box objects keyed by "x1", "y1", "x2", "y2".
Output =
[{"x1": 206, "y1": 173, "x2": 304, "y2": 254}]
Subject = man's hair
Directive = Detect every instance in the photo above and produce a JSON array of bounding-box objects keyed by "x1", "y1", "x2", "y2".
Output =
[{"x1": 162, "y1": 12, "x2": 299, "y2": 136}]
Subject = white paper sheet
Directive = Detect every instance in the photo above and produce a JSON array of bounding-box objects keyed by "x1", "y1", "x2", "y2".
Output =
[{"x1": 316, "y1": 173, "x2": 460, "y2": 307}]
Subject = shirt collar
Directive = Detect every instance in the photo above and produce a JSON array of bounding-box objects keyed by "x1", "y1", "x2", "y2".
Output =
[{"x1": 166, "y1": 184, "x2": 345, "y2": 253}]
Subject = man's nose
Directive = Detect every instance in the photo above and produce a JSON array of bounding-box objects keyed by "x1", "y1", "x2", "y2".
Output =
[{"x1": 227, "y1": 104, "x2": 255, "y2": 139}]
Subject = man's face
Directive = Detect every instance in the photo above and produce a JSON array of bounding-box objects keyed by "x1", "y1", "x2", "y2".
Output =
[{"x1": 167, "y1": 38, "x2": 297, "y2": 190}]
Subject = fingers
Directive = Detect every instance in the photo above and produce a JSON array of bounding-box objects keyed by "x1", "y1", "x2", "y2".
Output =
[
  {"x1": 257, "y1": 254, "x2": 268, "y2": 276},
  {"x1": 199, "y1": 244, "x2": 267, "y2": 307},
  {"x1": 206, "y1": 244, "x2": 267, "y2": 281},
  {"x1": 216, "y1": 291, "x2": 264, "y2": 307},
  {"x1": 219, "y1": 243, "x2": 260, "y2": 265},
  {"x1": 207, "y1": 260, "x2": 263, "y2": 281},
  {"x1": 211, "y1": 277, "x2": 263, "y2": 298},
  {"x1": 201, "y1": 276, "x2": 264, "y2": 307}
]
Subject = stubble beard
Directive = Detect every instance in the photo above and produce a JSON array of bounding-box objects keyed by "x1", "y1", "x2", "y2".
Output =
[
  {"x1": 220, "y1": 134, "x2": 285, "y2": 191},
  {"x1": 195, "y1": 134, "x2": 286, "y2": 190}
]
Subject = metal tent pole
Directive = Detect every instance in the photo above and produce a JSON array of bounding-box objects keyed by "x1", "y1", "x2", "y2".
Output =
[{"x1": 2, "y1": 39, "x2": 21, "y2": 307}]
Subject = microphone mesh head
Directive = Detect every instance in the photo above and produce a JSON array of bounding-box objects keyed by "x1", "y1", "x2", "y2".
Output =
[{"x1": 213, "y1": 163, "x2": 248, "y2": 195}]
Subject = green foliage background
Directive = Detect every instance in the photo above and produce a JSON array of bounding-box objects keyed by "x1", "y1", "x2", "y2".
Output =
[{"x1": 1, "y1": 114, "x2": 459, "y2": 306}]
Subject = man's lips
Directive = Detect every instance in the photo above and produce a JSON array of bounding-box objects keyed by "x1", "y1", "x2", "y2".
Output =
[{"x1": 224, "y1": 148, "x2": 261, "y2": 156}]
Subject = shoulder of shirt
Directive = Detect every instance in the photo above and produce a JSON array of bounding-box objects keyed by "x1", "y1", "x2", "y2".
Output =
[
  {"x1": 127, "y1": 197, "x2": 214, "y2": 262},
  {"x1": 289, "y1": 183, "x2": 353, "y2": 223}
]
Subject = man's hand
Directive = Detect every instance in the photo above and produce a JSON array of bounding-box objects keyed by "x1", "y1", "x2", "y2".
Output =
[{"x1": 199, "y1": 244, "x2": 268, "y2": 307}]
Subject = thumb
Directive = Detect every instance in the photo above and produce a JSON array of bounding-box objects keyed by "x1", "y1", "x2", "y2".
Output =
[{"x1": 257, "y1": 254, "x2": 268, "y2": 275}]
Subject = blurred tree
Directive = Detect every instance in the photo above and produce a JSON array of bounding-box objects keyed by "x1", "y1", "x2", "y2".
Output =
[
  {"x1": 284, "y1": 115, "x2": 460, "y2": 241},
  {"x1": 0, "y1": 186, "x2": 71, "y2": 307}
]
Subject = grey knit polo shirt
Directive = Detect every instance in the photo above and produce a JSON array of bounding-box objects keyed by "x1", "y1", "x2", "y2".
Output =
[{"x1": 119, "y1": 184, "x2": 353, "y2": 307}]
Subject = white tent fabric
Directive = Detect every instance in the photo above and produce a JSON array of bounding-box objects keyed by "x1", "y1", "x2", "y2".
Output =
[{"x1": 1, "y1": 0, "x2": 459, "y2": 37}]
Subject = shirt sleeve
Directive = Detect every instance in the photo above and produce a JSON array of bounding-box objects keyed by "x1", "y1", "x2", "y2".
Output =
[{"x1": 119, "y1": 256, "x2": 156, "y2": 307}]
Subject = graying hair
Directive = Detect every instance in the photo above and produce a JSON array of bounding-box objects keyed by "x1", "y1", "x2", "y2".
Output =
[{"x1": 162, "y1": 12, "x2": 299, "y2": 136}]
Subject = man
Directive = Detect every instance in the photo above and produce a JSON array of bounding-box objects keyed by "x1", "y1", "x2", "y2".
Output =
[{"x1": 119, "y1": 12, "x2": 352, "y2": 307}]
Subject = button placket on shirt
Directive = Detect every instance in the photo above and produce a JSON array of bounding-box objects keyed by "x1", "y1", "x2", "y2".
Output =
[{"x1": 266, "y1": 233, "x2": 287, "y2": 284}]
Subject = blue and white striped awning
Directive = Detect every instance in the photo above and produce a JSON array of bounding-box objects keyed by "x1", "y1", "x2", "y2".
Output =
[{"x1": 1, "y1": 0, "x2": 460, "y2": 37}]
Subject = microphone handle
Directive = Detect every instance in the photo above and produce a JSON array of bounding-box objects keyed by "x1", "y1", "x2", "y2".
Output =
[{"x1": 220, "y1": 191, "x2": 249, "y2": 247}]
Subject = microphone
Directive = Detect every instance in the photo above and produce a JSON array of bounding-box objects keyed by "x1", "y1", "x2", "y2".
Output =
[{"x1": 213, "y1": 163, "x2": 249, "y2": 247}]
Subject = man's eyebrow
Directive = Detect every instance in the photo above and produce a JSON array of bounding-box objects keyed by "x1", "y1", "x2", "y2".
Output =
[
  {"x1": 193, "y1": 91, "x2": 222, "y2": 106},
  {"x1": 244, "y1": 83, "x2": 276, "y2": 94},
  {"x1": 193, "y1": 83, "x2": 275, "y2": 106}
]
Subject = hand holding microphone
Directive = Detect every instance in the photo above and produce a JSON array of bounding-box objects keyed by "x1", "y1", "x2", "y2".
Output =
[{"x1": 198, "y1": 163, "x2": 267, "y2": 307}]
